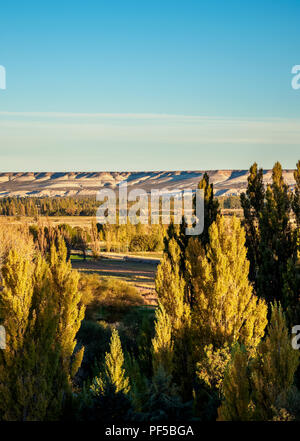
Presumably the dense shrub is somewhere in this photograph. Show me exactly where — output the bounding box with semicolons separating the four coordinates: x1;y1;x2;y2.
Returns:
129;234;163;252
78;274;145;322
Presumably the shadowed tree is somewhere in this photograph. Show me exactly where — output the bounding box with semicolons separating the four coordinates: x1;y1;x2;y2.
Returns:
197;172;220;247
292;160;300;227
217;346;252;421
240;163;265;284
91;328;130;396
257;162;296;303
251;303;299;420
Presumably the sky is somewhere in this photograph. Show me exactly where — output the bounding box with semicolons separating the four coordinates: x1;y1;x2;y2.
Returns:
0;0;299;171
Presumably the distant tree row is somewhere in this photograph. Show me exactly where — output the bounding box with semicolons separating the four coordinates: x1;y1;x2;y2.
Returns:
0;196;99;216
0;194;244;217
28;221;166;257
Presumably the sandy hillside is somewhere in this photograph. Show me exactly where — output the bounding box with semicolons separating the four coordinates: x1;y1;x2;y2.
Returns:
0;170;296;198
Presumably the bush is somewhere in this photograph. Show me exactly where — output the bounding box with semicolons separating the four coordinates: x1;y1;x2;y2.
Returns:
98;279;144;322
129;235;151;252
78;273;101;309
78;275;145;323
129;234;163;252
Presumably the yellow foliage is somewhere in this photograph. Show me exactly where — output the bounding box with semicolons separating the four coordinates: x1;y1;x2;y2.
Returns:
217;346;253;421
251;303;299;420
152;303;174;376
0;223;35;266
0;239;85;420
49;238;85;379
190;215;268;354
155;238;187;331
196;343;231;391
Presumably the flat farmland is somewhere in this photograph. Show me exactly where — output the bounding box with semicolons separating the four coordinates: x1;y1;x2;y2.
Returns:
0;209;243;226
0;215;95;228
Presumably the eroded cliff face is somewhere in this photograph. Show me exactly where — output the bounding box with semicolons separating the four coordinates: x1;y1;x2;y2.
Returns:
0;169;296;198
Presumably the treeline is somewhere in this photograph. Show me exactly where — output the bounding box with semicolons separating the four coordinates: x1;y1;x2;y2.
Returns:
28;221;166;256
0;194;243;217
98;223;165;253
0;196;98;216
0;161;299;421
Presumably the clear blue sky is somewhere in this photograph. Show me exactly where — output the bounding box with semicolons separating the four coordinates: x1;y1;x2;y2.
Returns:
0;0;299;171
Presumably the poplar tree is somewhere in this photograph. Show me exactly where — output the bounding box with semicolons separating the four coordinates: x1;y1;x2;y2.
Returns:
217;346;252;421
251;303;299;420
90;221;101;259
163;173;219;270
155;239;193;399
240;163;265;284
155;238;187;329
257;162;296;303
196;343;231;393
137;364;194;422
152;303;174;376
197;172;220;246
91;328;130;396
49;238;85;382
191;215;268;354
162;173;219;308
241;161;300;312
163;221;188;277
292;160;300;227
0;241;85;420
0;249;35;420
125;354;148;413
282;256;300;324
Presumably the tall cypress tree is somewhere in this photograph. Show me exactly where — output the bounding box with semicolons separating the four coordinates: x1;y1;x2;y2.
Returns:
162;173;220;308
152;303;174;376
240;163;265;284
292;160;300;227
155;239;194;400
217;345;252;421
49;238;85;383
241;161;299;309
251;303;299;420
197;172;220;246
0;249;35;420
155;238;187;328
190;215;268;354
219;304;300;421
257;162;296;303
91;328;130;396
0;242;85;421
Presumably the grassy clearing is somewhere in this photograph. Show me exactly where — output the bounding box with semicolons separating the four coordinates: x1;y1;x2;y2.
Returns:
72;252;158;302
